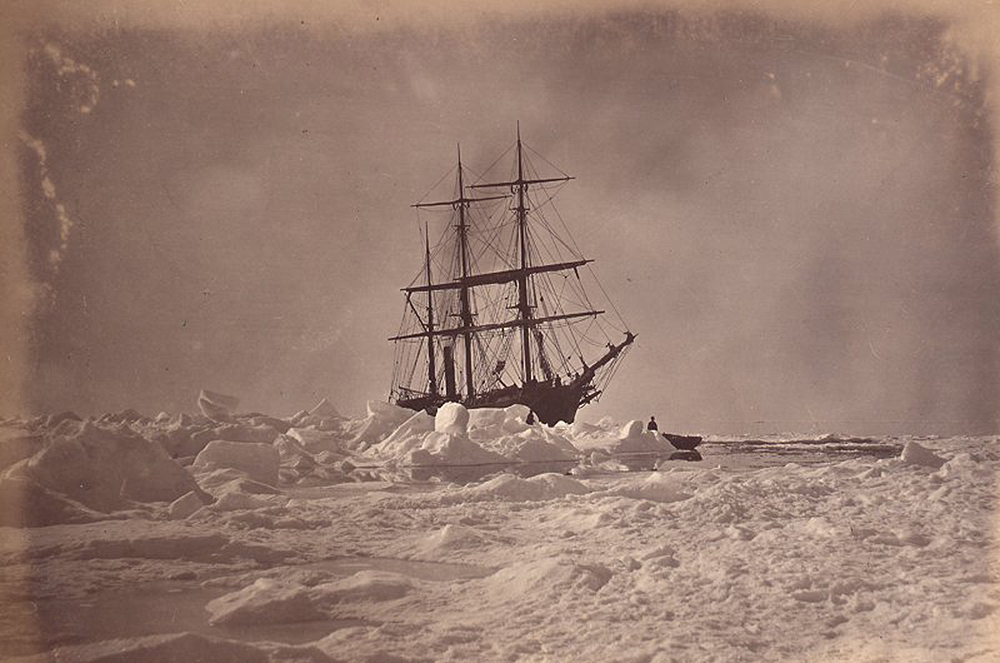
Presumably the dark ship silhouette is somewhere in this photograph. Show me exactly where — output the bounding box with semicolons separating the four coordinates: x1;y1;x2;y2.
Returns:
389;125;635;425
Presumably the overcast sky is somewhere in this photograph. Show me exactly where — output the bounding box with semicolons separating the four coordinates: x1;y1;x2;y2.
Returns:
9;6;1000;434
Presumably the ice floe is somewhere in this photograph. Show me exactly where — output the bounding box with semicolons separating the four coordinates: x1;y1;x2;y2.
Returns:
2;396;998;663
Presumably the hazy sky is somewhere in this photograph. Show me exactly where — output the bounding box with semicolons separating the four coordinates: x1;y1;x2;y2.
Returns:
10;7;1000;434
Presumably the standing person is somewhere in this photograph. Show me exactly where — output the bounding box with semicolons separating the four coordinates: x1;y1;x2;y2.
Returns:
647;416;658;432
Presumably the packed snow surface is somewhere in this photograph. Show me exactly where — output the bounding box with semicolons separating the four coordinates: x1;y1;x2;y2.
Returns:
1;398;998;662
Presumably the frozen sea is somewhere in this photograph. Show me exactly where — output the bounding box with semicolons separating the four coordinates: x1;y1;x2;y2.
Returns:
1;401;997;662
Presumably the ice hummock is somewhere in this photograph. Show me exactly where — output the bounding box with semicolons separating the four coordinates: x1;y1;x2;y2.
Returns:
0;418;199;525
197;389;240;421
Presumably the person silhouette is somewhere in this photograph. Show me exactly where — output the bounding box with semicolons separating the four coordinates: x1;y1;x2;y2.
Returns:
647;416;658;432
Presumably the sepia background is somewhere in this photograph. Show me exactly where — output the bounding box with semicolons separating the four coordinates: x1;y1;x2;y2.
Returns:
2;2;1000;662
2;0;999;437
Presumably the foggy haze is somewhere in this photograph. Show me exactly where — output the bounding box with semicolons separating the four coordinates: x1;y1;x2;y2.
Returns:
11;9;1000;435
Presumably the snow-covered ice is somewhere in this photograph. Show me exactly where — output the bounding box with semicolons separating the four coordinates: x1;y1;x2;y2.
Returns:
194;441;280;486
2;399;998;662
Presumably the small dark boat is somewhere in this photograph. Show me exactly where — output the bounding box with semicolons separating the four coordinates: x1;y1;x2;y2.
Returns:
662;433;702;451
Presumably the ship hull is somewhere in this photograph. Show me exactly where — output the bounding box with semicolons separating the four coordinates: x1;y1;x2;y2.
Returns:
397;380;588;426
662;433;702;451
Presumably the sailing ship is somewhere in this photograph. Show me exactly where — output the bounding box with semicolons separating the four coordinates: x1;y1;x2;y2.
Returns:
388;126;635;425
